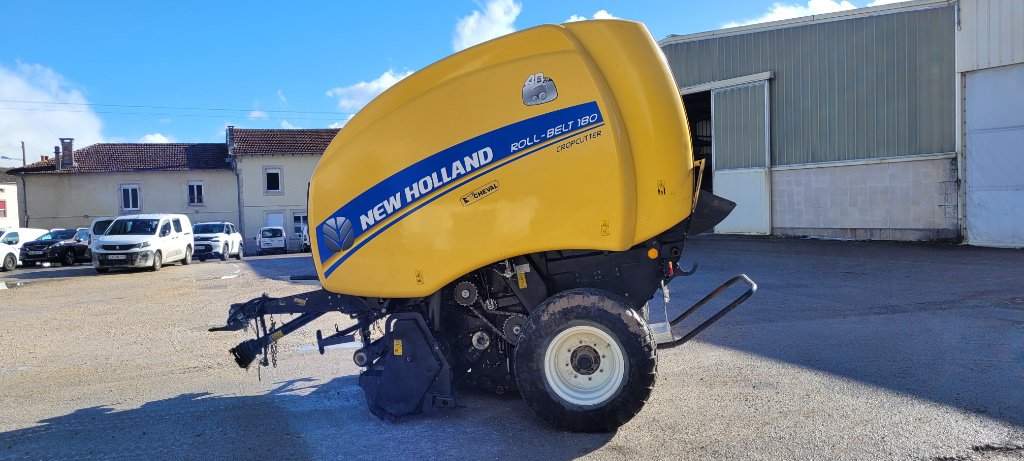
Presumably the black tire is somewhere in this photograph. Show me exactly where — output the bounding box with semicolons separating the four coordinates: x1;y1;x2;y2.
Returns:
182;246;192;265
235;245;244;260
150;251;162;272
95;267;109;273
61;250;76;266
514;288;657;433
219;247;228;261
2;254;15;272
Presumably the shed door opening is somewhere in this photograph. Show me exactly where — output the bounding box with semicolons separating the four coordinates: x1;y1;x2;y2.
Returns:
710;82;771;235
683;91;713;195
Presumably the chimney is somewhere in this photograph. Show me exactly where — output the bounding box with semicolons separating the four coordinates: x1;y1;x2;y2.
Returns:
226;125;235;148
59;138;75;170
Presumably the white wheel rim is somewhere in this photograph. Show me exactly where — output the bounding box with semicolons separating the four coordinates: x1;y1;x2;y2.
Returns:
543;325;626;406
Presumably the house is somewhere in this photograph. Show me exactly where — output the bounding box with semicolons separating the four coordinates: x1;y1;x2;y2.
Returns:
7;139;238;230
227;127;339;252
0;168;18;229
659;0;1023;247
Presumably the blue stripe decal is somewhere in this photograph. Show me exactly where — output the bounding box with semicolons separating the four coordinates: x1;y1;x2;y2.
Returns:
322;122;605;279
317;101;604;274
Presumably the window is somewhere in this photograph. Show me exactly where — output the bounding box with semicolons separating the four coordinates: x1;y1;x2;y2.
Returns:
120;184;140;211
159;221;172;237
0;199;6;218
172;218;183;233
74;229;89;241
107;219;159;235
292;213;308;235
92;219;114;236
1;232;18;245
264;167;283;194
188;181;204;205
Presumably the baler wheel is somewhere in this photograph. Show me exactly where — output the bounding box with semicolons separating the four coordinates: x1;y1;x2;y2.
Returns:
515;288;657;432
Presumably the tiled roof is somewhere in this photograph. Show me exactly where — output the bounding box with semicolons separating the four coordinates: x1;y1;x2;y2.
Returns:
229;128;339;156
7;143;230;174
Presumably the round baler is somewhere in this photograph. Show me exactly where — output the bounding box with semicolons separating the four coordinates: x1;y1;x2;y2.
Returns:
213;19;755;432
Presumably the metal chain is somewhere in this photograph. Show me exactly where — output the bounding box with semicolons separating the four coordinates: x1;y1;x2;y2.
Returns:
466;301;512;344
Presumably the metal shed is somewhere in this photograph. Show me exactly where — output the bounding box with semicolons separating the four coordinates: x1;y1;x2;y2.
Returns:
661;0;973;242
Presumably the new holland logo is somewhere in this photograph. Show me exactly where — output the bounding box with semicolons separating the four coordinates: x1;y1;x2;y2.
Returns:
321;216;355;252
461;180;500;206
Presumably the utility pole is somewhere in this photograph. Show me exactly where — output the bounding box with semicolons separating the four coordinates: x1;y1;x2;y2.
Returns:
21;141;26;166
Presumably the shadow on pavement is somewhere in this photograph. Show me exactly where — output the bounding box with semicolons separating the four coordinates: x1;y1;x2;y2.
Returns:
4;265;100;281
654;237;1024;428
239;254;317;282
0;377;612;460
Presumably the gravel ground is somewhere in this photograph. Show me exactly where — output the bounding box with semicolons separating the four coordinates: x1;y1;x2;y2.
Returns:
1;238;1022;460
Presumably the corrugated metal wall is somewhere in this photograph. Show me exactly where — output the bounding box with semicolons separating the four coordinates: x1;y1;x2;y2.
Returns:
662;5;956;166
713;83;768;169
956;0;1024;72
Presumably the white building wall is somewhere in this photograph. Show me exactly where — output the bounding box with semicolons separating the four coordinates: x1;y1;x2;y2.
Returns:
771;156;959;240
18;170;238;230
956;0;1024;72
0;182;18;229
235;154;319;252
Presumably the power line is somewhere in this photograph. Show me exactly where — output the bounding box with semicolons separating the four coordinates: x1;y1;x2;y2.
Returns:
0;99;356;116
0;106;348;121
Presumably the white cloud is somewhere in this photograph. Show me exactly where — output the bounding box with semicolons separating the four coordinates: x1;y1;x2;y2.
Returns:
723;0;856;28
327;114;356;129
867;0;906;5
276;89;287;103
326;69;413;111
281;120;300;129
247;110;269;120
139;133;174;143
0;61;103;165
566;9;618;22
452;0;522;51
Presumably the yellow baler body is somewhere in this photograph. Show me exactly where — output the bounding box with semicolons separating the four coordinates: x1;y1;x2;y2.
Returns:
310;20;693;297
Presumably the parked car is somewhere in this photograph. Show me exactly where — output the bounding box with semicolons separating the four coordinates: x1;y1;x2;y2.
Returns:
193;221;244;261
257;226;287;254
301;225;310;252
0;227;48;255
20;228;91;266
92;214;193;273
88;216;116;247
1;242;18;271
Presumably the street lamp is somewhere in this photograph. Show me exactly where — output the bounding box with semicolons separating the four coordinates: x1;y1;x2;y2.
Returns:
0;155;23;166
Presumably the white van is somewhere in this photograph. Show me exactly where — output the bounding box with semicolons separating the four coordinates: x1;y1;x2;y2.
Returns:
92;214;194;272
0;227;48;254
88;216;117;248
257;226;287;254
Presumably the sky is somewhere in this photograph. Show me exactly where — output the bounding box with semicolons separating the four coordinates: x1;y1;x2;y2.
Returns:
0;0;904;167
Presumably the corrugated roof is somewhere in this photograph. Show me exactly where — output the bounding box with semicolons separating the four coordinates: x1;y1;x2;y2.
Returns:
7;143;230;174
229;128;339;156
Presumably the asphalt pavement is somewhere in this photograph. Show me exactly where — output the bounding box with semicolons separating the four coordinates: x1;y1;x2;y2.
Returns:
1;239;1022;460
